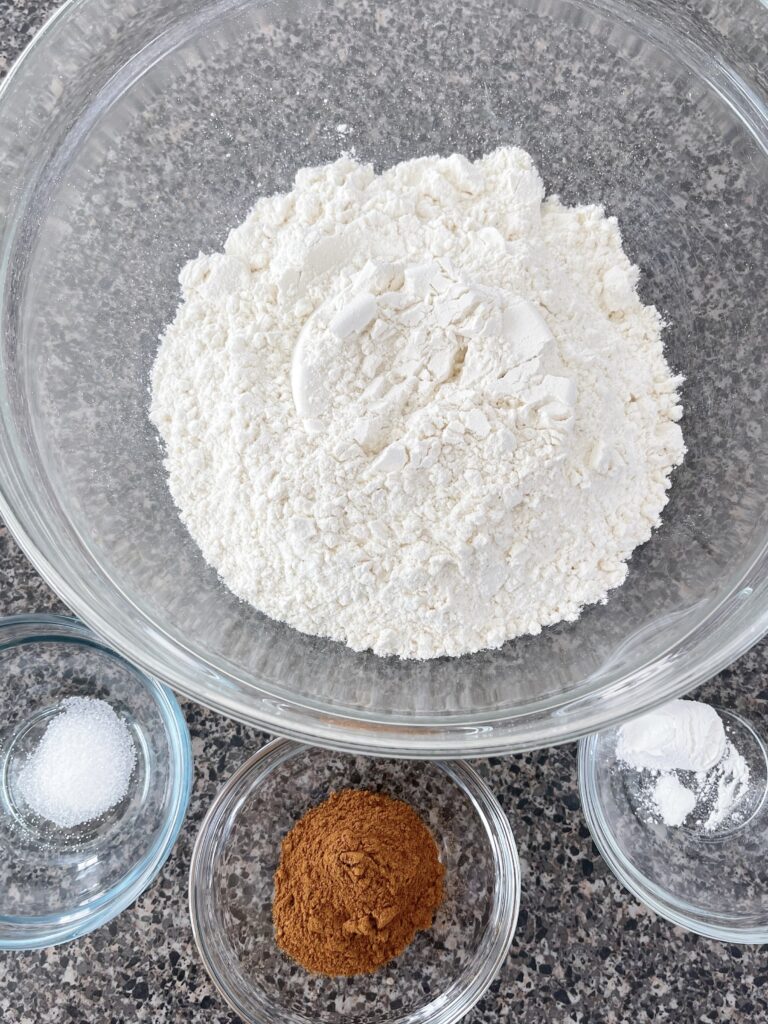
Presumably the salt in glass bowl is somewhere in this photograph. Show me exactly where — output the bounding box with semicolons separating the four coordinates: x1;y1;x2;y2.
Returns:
0;614;193;949
189;739;520;1024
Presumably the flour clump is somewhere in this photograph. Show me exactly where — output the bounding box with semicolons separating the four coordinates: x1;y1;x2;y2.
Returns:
150;148;685;659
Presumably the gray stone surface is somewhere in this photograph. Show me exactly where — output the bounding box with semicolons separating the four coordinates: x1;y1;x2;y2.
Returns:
1;0;768;1022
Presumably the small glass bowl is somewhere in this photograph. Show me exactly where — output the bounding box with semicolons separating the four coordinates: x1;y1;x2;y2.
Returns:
189;740;520;1024
578;710;768;943
0;613;193;949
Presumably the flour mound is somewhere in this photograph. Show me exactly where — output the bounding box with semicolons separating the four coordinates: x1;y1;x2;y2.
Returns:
150;148;685;659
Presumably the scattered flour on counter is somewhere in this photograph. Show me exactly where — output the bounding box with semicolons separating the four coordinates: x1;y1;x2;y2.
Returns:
617;699;750;831
150;147;685;659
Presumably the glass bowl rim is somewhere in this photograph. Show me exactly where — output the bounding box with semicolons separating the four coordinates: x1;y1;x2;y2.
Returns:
188;737;521;1024
0;612;194;950
0;0;767;757
578;729;768;944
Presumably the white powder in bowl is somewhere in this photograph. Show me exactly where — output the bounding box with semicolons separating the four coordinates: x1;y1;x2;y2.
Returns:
150;147;684;660
651;773;696;827
702;742;750;833
18;696;136;828
616;699;726;773
616;699;751;831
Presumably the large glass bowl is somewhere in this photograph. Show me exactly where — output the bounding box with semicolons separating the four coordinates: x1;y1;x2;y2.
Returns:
0;0;766;756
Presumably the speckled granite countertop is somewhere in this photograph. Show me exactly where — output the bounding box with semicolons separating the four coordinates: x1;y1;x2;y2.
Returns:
2;0;768;1021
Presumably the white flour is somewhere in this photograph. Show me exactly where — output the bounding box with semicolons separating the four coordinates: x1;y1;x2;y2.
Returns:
150;148;685;659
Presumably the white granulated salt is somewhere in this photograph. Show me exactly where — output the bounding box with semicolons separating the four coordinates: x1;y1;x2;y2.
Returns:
150;147;685;659
18;697;136;828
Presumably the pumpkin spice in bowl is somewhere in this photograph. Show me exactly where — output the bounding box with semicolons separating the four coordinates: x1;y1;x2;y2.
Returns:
189;740;519;1024
273;789;445;976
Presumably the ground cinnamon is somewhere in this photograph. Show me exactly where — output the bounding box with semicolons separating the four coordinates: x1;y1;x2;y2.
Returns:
272;788;445;976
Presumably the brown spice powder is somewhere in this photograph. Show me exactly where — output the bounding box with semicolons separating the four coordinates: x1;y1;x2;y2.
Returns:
272;788;445;976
